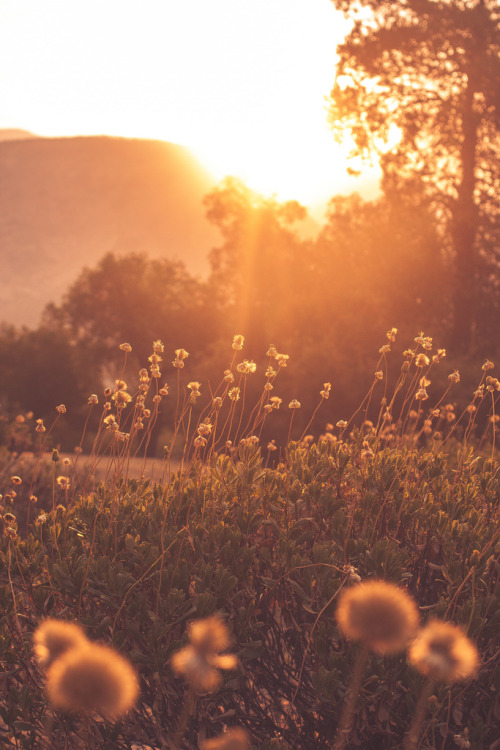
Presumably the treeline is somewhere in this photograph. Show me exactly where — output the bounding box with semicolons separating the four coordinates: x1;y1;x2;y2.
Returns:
1;177;498;453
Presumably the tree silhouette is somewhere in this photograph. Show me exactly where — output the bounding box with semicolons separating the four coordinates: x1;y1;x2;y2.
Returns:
329;0;500;351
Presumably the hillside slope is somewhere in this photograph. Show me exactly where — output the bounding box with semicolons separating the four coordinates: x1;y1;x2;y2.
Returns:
0;134;219;326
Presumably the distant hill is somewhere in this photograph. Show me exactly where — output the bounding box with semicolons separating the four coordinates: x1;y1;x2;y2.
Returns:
0;134;220;326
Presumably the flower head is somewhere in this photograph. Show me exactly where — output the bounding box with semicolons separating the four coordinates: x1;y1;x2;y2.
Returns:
171;616;237;693
46;643;139;719
408;621;479;682
336;580;419;655
232;335;245;351
119;342;132;352
33;619;88;671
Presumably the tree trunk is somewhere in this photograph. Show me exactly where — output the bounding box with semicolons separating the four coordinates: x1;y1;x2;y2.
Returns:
451;74;479;352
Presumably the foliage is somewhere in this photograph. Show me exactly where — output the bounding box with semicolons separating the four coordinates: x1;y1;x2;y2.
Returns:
329;0;500;350
0;332;499;749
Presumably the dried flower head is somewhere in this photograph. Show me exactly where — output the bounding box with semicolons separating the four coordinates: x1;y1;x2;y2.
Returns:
56;476;70;490
270;396;282;410
482;359;494;371
288;399;301;409
236;360;256;375
171;616;237;693
336;580;419;655
88;394;99;405
275;353;289;368
320;382;332;399
33;619;88;671
10;476;22;486
415;353;430;368
386;327;398;342
46;643;139;719
152;340;164;354
228;387;240;402
448;370;460;384
374;370;383;381
224;369;235;383
56;404;67;414
35;419;46;433
408;621;479;683
119;342;132;352
201;728;250;750
232;335;245;351
336;420;347;428
175;348;189;360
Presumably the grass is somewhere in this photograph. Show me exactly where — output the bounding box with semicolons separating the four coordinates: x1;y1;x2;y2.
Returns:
0;330;499;749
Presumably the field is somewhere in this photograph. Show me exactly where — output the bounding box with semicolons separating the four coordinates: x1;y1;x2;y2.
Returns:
0;333;499;749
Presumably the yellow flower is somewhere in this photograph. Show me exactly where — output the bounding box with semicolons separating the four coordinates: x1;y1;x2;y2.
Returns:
408;621;479;683
171;616;237;693
336;580;419;655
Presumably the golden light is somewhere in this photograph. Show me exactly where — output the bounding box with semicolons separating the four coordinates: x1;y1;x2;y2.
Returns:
0;0;380;215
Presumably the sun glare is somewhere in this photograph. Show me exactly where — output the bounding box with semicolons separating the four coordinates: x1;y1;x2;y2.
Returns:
0;0;380;214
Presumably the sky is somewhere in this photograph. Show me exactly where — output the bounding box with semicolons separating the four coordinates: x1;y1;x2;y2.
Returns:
0;0;380;217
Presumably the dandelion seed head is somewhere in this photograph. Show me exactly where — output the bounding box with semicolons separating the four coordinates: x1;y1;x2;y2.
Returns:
46;643;139;719
408;621;479;682
336;580;419;654
33;619;88;671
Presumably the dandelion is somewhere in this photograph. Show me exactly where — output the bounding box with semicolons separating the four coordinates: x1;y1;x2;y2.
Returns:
232;335;245;351
171;616;237;693
46;643;139;719
33;619;88;671
288;399;301;409
119;342;132;352
408;621;479;683
201;728;250;750
56;404;66;414
336;580;419;655
10;476;22;485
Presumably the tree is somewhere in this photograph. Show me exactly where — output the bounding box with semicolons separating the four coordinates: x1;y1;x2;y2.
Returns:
329;0;500;351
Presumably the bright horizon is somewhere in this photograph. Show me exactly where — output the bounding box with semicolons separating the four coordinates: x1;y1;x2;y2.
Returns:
0;0;381;218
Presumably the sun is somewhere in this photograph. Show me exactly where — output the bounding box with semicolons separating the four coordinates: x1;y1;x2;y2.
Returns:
0;0;379;215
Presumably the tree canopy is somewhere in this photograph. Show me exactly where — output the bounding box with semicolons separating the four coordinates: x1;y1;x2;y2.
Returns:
329;0;500;351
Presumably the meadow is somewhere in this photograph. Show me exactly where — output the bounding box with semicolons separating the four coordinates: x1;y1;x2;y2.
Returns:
0;331;499;749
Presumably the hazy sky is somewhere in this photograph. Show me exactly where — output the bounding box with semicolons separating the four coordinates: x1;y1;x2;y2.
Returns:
0;0;379;213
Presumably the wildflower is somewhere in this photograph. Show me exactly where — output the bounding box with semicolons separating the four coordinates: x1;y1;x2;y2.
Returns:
267;440;277;451
175;348;189;361
134;421;144;430
386;328;398;342
15;414;25;423
466;405;476;414
482;359;494;371
142;409;151;418
171;616;237;693
288;399;301;409
448;370;460;384
423;337;433;351
4;526;17;540
473;385;484;399
408;621;479;682
270;396;282;409
88;394;98;405
265;366;277;378
197;421;213;437
379;344;391;354
35;419;46;433
119;342;132;352
139;368;149;383
201;728;250;750
113;390;132;408
152;340;164;354
36;514;47;526
415;353;430;368
150;365;161;378
56;404;67;414
173;359;184;368
56;476;70;490
10;476;22;486
336;580;419;655
374;371;383;380
194;436;207;448
29;495;38;503
148;353;162;364
228;387;240;401
46;643;139;719
232;335;245;351
33;619;88;671
264;382;273;392
114;431;130;442
415;388;428;401
263;404;273;413
236;360;256;375
275;353;289;368
213;396;223;409
414;332;426;346
188;381;201;391
266;344;278;357
52;449;60;462
320;382;332;398
160;384;169;396
344;565;361;584
103;401;112;412
104;415;116;427
336;420;347;428
224;370;234;383
152;394;162;404
104;387;112;397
